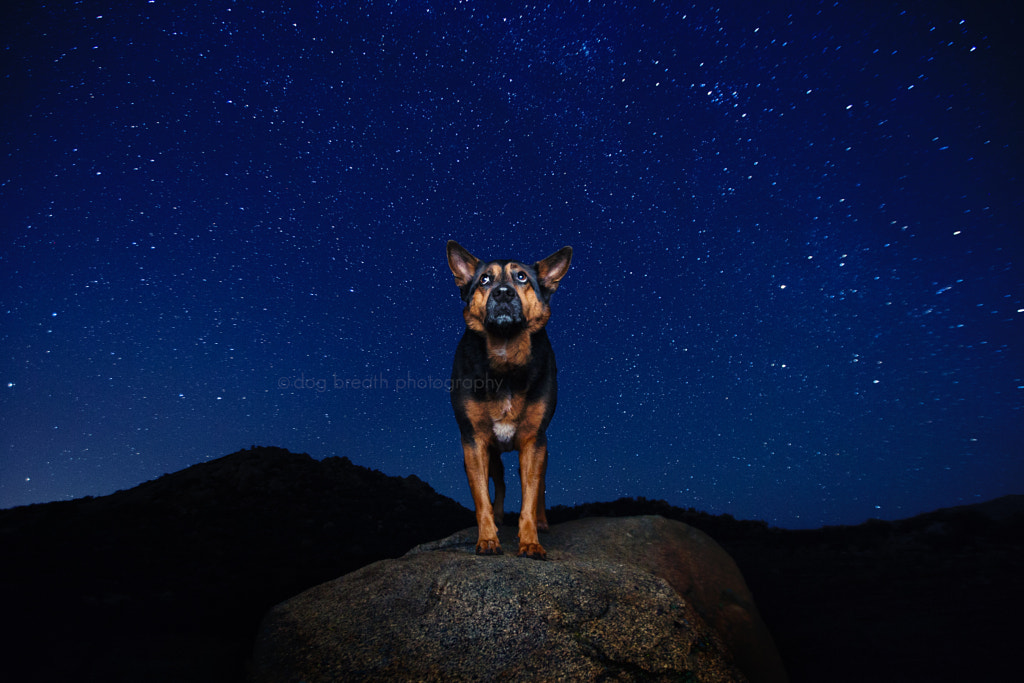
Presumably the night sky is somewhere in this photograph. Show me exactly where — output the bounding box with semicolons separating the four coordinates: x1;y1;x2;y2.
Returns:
2;1;1021;528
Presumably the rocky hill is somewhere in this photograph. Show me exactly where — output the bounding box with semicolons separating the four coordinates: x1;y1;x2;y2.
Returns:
1;446;1020;682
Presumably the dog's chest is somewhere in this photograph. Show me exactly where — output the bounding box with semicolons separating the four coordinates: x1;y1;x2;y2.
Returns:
487;389;523;444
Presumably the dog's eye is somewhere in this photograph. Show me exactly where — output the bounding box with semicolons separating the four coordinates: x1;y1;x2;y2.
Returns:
515;271;528;283
479;274;491;286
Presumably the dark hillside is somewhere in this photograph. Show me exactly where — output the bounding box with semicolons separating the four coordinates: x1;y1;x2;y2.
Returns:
2;449;1020;682
0;447;473;682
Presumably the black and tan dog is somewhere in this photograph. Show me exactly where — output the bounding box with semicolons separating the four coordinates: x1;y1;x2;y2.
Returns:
447;240;572;560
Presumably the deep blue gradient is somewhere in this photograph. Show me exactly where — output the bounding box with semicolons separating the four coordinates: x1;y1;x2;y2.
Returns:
2;1;1021;527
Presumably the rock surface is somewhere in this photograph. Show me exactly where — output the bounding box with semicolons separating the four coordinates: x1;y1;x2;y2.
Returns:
252;516;787;682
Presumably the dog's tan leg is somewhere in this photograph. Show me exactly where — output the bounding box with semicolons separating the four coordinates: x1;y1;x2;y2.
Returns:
489;449;505;526
463;440;501;554
517;439;547;559
536;454;549;532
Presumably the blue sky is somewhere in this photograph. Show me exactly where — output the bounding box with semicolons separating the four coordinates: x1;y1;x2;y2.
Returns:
2;0;1021;527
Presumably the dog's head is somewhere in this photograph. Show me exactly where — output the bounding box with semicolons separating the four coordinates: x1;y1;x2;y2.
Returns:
447;241;572;338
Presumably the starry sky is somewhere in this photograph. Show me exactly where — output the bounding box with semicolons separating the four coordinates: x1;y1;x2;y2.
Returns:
2;0;1021;528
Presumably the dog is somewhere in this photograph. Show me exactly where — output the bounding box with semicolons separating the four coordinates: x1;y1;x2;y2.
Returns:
447;240;572;560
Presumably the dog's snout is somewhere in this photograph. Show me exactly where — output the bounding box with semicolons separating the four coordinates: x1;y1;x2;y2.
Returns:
492;285;515;303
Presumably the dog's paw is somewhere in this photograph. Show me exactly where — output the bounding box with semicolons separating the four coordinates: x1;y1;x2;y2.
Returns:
475;539;503;556
517;543;547;560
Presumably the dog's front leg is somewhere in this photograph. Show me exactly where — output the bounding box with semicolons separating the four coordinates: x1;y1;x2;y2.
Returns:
488;449;506;526
536;453;549;532
517;438;548;560
463;439;502;555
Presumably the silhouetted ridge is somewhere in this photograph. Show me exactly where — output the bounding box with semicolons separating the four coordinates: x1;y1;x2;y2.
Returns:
545;496;772;540
0;446;473;683
1;452;1020;683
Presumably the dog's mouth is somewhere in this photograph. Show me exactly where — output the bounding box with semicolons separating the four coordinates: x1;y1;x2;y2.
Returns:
485;298;525;335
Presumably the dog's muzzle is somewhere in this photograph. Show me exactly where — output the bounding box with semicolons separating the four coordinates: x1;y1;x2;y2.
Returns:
486;286;524;331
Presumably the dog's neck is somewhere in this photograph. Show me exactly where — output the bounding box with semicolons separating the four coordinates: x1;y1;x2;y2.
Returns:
485;332;532;373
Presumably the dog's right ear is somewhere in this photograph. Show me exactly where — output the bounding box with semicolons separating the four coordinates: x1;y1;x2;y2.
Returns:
447;241;480;290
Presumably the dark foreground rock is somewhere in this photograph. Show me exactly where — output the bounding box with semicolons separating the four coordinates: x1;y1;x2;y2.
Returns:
252;516;788;683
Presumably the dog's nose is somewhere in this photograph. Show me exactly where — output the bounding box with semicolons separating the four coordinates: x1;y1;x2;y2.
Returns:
492;285;515;303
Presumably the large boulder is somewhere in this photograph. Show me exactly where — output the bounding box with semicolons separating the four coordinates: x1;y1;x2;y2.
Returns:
252;515;786;682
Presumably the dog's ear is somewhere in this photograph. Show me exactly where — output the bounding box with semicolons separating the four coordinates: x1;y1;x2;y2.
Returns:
535;246;572;293
447;241;480;289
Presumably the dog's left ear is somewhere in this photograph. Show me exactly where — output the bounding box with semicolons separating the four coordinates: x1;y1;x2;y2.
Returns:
535;246;573;292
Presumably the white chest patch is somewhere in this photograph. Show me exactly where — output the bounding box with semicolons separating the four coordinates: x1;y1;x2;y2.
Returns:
493;421;515;443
